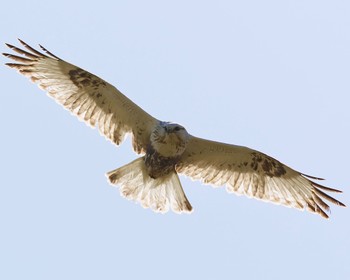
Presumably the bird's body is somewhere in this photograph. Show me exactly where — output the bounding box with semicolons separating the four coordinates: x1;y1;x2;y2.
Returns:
145;144;180;179
145;122;189;178
3;39;346;218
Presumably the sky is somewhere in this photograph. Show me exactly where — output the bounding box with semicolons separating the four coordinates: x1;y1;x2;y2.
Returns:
1;1;349;279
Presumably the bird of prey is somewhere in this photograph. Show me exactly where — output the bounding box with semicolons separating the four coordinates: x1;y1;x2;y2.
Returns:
3;39;345;218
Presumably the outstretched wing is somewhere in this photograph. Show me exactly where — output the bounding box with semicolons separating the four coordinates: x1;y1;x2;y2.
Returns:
3;39;158;154
176;136;346;218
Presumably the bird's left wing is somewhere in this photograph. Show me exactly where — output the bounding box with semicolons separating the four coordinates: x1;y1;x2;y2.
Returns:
3;39;159;153
176;136;345;218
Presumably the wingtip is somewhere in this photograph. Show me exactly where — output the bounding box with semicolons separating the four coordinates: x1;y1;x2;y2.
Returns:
301;173;325;180
38;43;61;60
2;53;15;58
311;181;343;193
5;42;15;49
338;201;346;207
17;38;25;45
317;208;329;219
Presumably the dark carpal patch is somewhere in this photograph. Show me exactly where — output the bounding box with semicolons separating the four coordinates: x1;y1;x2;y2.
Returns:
144;145;179;179
68;68;106;90
250;152;286;177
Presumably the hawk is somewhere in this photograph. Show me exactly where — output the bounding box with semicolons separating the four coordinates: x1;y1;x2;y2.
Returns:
3;39;346;218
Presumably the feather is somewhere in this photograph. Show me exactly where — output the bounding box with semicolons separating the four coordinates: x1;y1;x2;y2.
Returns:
106;157;192;213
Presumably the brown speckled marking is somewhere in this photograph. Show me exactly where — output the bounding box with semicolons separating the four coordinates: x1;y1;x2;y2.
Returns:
68;68;106;89
144;145;180;179
250;152;286;177
80;79;91;87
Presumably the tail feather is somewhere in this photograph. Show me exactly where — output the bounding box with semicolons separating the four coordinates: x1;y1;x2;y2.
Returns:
106;157;193;213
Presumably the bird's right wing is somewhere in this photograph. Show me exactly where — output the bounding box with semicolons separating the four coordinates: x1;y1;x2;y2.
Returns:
3;39;159;154
176;136;345;218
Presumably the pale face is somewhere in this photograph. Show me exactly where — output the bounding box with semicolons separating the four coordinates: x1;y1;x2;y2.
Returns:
150;122;190;157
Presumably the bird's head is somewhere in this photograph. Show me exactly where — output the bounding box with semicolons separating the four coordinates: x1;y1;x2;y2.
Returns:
150;122;190;157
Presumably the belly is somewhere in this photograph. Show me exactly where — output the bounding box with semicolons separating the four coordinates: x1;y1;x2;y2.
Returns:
144;146;179;179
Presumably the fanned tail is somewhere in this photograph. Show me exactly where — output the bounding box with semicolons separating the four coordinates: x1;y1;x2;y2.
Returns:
106;157;193;213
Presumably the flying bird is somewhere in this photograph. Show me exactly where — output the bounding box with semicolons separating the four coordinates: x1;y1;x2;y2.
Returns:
3;39;346;218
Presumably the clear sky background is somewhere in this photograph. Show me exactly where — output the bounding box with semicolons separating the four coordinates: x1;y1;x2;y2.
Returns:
1;1;349;279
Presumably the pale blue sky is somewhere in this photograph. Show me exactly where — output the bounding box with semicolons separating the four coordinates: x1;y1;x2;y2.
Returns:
1;1;349;279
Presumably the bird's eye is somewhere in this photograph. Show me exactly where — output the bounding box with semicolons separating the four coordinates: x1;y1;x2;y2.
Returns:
174;126;181;131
